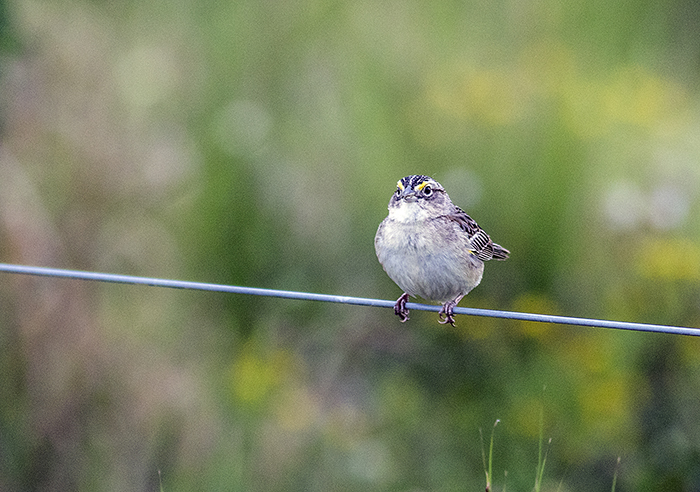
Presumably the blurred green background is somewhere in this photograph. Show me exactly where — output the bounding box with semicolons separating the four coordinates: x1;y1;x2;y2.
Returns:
2;0;700;490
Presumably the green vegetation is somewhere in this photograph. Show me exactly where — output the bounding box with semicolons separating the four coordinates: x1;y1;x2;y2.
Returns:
2;0;700;490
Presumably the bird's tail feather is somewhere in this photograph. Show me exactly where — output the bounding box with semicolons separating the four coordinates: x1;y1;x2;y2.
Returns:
491;243;510;260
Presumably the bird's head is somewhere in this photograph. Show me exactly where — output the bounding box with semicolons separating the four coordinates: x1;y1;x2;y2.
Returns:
387;175;450;220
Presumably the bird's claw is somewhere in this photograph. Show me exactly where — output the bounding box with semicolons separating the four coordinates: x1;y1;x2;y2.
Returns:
394;292;410;322
438;295;464;326
438;303;456;326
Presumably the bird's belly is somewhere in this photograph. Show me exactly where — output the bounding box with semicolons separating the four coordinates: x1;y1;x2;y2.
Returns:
376;225;484;302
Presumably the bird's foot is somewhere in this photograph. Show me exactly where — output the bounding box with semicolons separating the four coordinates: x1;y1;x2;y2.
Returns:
438;303;456;326
394;292;410;322
438;295;464;326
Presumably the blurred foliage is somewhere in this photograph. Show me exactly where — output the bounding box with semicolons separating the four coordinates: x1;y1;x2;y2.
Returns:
2;0;700;491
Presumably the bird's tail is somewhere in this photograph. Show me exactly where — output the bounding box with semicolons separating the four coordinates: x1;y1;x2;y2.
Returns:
491;243;510;260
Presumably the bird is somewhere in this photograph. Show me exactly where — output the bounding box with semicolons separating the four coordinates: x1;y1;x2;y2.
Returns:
374;174;509;326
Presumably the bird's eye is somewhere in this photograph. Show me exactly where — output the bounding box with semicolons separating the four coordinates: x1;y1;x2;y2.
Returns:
422;185;433;196
395;187;401;195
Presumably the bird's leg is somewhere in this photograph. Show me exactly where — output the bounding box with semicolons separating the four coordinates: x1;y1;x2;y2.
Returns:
438;294;465;326
394;292;411;322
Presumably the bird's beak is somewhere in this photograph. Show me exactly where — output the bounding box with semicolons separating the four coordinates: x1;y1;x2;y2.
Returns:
399;188;417;202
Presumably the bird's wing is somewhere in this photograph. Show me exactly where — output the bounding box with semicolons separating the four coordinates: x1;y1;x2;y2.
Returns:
444;207;509;261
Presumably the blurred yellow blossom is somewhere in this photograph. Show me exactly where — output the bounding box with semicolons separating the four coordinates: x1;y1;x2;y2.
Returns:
427;64;529;126
577;375;640;436
426;42;688;141
229;344;295;406
636;237;700;281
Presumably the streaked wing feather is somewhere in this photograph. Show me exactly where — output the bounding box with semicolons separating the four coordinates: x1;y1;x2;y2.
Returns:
449;207;480;235
445;207;509;261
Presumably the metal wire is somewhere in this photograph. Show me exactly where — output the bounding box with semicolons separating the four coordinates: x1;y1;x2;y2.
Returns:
1;263;699;336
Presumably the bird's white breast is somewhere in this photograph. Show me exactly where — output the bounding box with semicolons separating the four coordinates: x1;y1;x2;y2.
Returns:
387;201;433;223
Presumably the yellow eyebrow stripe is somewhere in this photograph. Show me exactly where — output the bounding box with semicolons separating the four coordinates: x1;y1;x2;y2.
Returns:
397;180;404;191
415;181;428;191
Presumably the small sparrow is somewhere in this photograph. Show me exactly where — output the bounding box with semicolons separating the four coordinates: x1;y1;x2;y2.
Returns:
375;175;509;326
